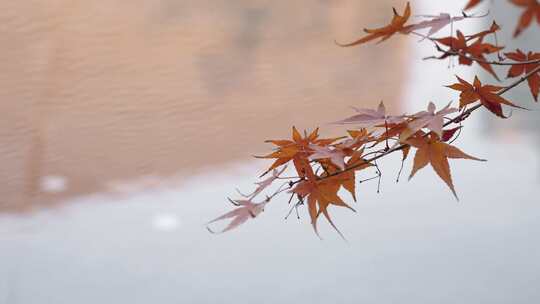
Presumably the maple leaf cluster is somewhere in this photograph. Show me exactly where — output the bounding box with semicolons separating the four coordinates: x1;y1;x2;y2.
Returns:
209;1;540;238
433;23;503;80
209;101;485;238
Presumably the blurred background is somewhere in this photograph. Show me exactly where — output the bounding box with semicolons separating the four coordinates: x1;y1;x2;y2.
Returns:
0;0;539;303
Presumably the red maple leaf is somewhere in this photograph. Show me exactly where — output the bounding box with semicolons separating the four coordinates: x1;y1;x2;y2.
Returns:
435;30;504;80
335;2;411;46
505;49;540;101
447;75;524;118
510;0;540;37
464;0;484;10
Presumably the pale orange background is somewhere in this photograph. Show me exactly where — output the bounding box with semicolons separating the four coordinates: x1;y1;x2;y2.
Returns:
0;0;409;211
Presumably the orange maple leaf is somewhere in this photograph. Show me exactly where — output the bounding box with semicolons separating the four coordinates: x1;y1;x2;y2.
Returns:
435;30;504;80
339;129;371;155
464;0;484;10
335;2;411;47
291;178;355;239
510;0;540;37
505;49;540;101
291;140;371;238
256;127;342;178
407;134;485;199
319;150;372;202
446;75;523;117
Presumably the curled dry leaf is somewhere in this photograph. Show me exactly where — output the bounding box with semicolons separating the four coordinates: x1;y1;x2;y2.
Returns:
447;75;524;117
335;2;411;46
505;49;540;101
407;134;486;200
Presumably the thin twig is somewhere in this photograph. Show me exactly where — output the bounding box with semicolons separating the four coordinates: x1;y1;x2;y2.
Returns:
374;160;382;194
358;175;380;184
444;64;540;127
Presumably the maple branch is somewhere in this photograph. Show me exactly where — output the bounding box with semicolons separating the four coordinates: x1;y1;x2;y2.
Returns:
497;64;540;95
426;47;540;66
316;63;540;182
445;64;540;126
212;0;540;238
316;144;406;182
